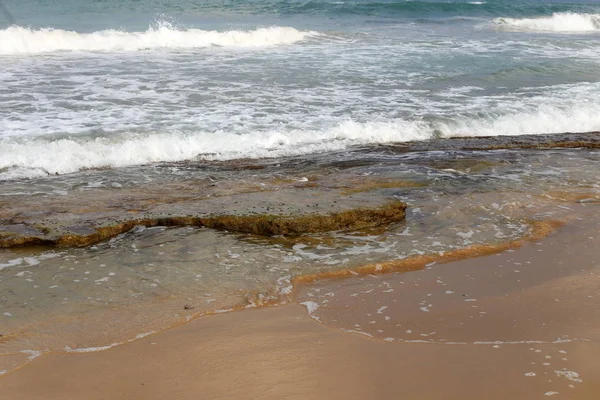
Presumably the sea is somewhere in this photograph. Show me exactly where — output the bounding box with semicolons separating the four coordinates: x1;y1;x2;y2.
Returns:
1;0;600;376
1;0;600;179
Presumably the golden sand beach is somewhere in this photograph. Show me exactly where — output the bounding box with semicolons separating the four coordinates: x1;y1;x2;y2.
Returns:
1;202;599;400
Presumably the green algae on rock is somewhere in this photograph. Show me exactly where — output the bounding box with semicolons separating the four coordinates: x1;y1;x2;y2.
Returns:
201;201;407;236
0;201;407;249
377;131;600;153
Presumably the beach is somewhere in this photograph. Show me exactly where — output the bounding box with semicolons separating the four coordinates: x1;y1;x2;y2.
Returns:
1;195;599;399
2;136;600;399
2;0;600;397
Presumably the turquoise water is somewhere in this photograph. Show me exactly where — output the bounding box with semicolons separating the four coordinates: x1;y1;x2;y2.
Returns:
1;0;600;179
5;1;600;27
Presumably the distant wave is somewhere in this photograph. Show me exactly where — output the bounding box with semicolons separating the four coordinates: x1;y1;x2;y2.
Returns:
0;23;318;54
250;0;595;19
2;100;600;180
492;12;600;33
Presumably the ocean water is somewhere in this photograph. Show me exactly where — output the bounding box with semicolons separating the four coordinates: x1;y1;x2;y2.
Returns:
1;0;600;180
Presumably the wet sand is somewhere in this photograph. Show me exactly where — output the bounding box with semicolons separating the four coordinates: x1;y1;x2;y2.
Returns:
1;204;599;399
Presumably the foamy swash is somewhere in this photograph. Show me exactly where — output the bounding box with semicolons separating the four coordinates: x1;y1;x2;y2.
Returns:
492;12;600;32
2;100;600;180
0;24;317;54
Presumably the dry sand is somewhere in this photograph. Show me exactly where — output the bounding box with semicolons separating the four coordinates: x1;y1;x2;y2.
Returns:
1;205;599;400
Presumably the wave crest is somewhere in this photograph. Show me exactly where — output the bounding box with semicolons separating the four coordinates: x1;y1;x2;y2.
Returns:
492;12;600;33
2;99;600;180
0;23;317;54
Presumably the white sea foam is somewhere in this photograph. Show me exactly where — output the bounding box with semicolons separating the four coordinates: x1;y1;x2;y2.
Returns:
0;120;430;180
0;24;318;54
0;252;64;270
3;95;600;181
0;258;24;271
492;12;600;33
300;301;321;322
340;328;373;338
132;331;156;340
554;370;583;383
20;350;43;361
64;343;122;353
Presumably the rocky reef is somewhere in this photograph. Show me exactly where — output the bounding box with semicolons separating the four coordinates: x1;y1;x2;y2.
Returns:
0;200;407;248
3;132;599;249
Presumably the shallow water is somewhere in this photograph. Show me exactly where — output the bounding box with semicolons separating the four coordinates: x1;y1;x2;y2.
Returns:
2;0;600;378
2;144;600;373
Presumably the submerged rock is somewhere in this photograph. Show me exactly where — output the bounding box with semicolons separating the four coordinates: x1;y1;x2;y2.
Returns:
0;201;407;248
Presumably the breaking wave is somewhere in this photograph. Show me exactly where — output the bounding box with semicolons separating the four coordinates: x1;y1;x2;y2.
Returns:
492;12;600;33
0;23;318;54
2;100;600;180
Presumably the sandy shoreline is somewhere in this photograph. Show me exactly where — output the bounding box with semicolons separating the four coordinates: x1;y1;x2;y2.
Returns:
2;0;600;391
1;203;599;399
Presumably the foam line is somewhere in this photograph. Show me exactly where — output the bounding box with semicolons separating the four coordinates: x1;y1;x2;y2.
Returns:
0;23;318;54
492;12;600;33
2;97;600;180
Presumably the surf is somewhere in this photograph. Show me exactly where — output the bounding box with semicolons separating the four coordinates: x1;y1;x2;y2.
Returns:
492;12;600;33
0;23;318;54
2;97;600;180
